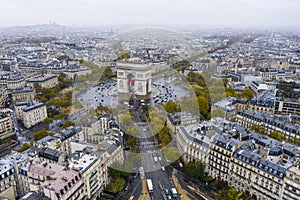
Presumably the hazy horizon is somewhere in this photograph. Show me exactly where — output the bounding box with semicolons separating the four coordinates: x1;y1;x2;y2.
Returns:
0;0;299;29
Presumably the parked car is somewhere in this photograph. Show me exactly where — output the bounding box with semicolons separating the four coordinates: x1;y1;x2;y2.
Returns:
183;177;189;182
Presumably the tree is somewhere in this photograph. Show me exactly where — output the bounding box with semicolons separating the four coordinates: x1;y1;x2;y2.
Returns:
126;125;140;136
117;52;130;60
126;134;138;147
108;166;129;179
33;82;41;93
106;177;126;193
58;73;67;82
62;120;75;128
53;113;65;120
164;100;178;113
162;146;181;162
198;96;210;120
251;125;266;134
225;87;236;97
158;126;171;146
270;131;286;141
184;162;205;179
211;108;225;118
18;142;34;152
96;104;111;114
241;88;254;100
34;129;51;141
43;117;53;125
215;188;245;200
119;111;134;128
149;116;164;135
222;78;229;87
106;164;130;193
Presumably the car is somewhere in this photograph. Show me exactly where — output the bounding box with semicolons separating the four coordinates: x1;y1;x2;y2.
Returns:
161;167;165;171
183;177;189;182
158;157;162;161
139;167;144;173
124;184;129;191
164;189;169;195
168;195;172;200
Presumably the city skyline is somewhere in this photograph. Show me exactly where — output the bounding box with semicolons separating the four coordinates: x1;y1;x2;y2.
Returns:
0;0;300;28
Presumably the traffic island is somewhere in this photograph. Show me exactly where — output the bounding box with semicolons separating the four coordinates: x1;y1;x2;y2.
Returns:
138;179;151;200
172;175;192;200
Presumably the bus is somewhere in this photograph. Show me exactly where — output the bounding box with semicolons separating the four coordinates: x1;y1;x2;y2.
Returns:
146;179;153;193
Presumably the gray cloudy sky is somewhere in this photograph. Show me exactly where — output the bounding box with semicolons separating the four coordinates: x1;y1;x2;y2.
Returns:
0;0;299;28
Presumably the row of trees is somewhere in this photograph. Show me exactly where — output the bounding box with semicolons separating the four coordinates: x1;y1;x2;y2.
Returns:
118;111;139;151
251;124;287;142
18;142;34;152
163;100;181;113
117;52;130;60
183;161;205;180
225;87;254;100
157;126;171;147
106;166;129;193
172;59;191;73
76;61;115;85
215;188;251;200
34;73;73;110
33;129;54;141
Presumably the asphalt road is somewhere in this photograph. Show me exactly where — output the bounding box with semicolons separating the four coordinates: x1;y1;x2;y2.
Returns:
132;109;179;200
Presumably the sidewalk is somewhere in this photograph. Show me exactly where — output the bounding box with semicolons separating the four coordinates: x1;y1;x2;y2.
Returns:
172;176;192;200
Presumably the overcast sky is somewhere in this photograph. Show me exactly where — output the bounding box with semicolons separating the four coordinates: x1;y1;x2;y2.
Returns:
0;0;299;28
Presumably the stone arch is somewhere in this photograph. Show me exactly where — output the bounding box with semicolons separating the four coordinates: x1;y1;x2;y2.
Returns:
127;73;135;92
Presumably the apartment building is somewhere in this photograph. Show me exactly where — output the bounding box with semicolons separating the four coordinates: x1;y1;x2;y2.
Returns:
248;91;276;114
82;115;111;144
0;109;14;141
208;134;241;182
275;100;300;115
0;87;8;108
236;110;300;141
27;74;58;88
0;163;17;200
25;159;84;200
40;163;85;200
176;120;221;165
282;165;300;200
11;87;35;103
167;112;199;135
27;148;66;166
0;77;27;90
15;101;47;128
54;127;81;156
69;152;110;199
230;145;287;200
0;151;32;198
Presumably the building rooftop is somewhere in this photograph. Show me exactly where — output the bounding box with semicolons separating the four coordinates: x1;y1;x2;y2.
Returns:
15;100;46;112
69;152;98;174
29;160;64;177
41;164;81;199
27;74;57;83
13;87;35;94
